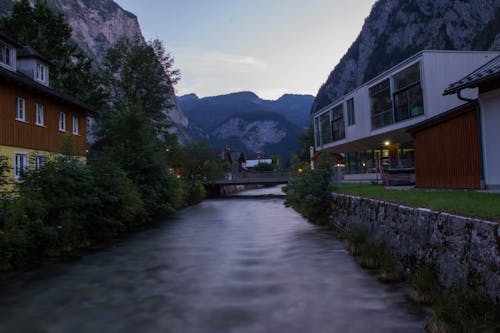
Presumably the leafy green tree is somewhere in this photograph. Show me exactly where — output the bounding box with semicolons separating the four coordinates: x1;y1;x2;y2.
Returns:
0;0;104;109
99;37;179;132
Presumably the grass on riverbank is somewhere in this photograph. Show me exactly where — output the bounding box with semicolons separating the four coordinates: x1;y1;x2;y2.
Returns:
335;184;500;222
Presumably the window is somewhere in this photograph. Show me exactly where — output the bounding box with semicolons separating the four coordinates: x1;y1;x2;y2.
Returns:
34;154;47;170
35;103;44;126
14;152;28;179
72;116;79;135
346;98;355;126
370;79;393;129
331;104;345;141
0;43;12;66
393;63;423;122
314;117;320;147
320;112;332;145
35;62;47;83
16;97;26;121
59;112;66;131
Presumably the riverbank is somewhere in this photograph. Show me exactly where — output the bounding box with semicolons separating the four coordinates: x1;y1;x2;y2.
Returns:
284;170;499;332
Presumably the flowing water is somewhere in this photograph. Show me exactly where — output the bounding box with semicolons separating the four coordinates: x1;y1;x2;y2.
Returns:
0;186;426;333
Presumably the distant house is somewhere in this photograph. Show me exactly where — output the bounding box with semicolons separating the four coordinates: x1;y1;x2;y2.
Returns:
408;55;500;189
244;152;273;169
312;50;499;186
0;32;89;186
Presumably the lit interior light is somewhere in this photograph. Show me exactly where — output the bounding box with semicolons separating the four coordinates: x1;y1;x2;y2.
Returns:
384;140;390;146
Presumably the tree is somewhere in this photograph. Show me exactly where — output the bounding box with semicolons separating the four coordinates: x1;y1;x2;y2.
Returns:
0;0;104;110
99;37;179;133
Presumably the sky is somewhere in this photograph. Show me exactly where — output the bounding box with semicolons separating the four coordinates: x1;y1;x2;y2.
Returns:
113;0;377;100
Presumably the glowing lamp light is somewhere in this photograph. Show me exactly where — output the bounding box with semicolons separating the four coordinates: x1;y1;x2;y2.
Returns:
165;148;171;152
384;140;390;147
298;168;303;173
176;175;181;179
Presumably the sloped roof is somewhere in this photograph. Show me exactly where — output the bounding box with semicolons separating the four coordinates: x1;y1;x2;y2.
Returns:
0;65;91;112
0;31;22;48
444;55;500;95
17;45;51;64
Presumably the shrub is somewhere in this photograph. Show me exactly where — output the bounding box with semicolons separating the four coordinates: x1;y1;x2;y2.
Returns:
408;265;439;304
285;164;334;224
427;288;500;333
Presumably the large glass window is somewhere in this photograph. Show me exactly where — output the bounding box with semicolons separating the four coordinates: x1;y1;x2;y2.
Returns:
331;104;345;141
320;112;332;145
346;98;355;126
370;79;392;129
314;117;320;147
393;63;423;122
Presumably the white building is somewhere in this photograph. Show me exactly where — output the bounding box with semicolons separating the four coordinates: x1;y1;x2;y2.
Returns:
312;50;499;183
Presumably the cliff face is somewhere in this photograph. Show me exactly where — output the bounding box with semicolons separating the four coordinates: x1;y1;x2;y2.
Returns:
312;0;500;113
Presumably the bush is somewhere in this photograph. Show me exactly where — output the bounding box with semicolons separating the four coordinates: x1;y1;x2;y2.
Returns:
285;165;334;224
408;265;439;304
427;288;500;333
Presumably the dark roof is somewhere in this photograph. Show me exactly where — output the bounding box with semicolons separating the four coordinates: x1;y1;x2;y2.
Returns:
0;31;23;48
444;55;500;95
17;45;51;64
407;102;476;135
0;65;91;112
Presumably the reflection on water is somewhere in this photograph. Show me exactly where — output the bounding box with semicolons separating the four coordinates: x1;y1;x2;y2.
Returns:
0;186;426;333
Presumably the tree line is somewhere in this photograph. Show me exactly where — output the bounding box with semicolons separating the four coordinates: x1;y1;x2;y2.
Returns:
0;0;228;271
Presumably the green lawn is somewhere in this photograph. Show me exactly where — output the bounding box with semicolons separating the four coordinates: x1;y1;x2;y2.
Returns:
335;184;500;222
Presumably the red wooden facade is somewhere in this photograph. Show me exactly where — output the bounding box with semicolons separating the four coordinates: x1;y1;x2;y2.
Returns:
0;78;87;156
412;103;481;189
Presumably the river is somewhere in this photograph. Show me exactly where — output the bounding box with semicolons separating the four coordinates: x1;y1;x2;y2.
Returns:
0;186;426;333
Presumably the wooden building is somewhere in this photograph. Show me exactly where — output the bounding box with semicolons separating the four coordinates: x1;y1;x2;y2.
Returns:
408;103;481;189
0;32;89;185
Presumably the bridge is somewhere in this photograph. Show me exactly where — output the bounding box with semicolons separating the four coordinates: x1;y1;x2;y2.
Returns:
204;171;289;196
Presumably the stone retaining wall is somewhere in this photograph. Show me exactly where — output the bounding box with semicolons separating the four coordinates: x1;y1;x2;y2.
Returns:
329;193;500;300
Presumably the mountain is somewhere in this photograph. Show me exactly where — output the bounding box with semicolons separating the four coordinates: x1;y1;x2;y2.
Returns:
178;91;312;162
312;0;500;113
1;0;198;143
179;91;314;130
210;110;302;162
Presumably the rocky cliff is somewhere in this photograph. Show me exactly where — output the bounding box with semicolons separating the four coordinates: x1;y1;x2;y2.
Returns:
312;0;500;113
209;110;302;162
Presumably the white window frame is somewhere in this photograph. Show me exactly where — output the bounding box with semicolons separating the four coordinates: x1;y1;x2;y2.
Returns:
16;97;26;122
35;103;44;126
35;62;47;83
34;154;47;170
14;152;29;179
59;112;66;132
0;43;12;67
72;115;79;135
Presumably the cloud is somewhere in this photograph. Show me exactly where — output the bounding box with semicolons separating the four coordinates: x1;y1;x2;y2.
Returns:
175;48;267;74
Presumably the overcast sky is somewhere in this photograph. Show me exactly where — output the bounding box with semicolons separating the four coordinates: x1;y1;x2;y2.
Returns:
114;0;377;100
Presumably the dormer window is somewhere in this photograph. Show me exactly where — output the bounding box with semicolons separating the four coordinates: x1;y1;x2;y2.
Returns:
0;43;12;67
35;62;47;83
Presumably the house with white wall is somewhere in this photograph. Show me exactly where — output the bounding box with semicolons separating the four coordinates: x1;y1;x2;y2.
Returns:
312;50;499;184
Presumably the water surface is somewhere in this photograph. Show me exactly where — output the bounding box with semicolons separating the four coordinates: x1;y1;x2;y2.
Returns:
0;186;426;332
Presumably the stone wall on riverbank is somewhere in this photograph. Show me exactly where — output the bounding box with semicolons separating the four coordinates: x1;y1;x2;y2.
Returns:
329;193;499;301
